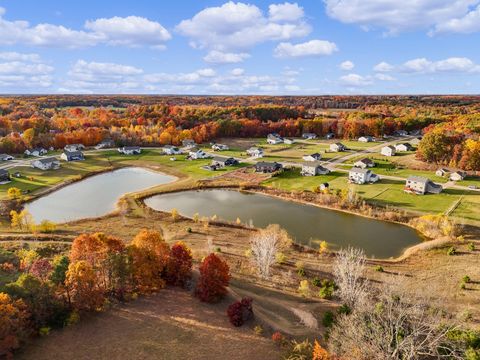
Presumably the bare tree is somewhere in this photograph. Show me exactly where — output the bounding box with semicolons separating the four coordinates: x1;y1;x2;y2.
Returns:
333;247;368;308
328;282;463;360
250;224;291;279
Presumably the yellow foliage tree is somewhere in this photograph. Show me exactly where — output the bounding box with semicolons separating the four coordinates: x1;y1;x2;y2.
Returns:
7;187;22;201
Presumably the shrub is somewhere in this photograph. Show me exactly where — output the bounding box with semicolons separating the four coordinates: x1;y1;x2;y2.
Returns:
318;279;336;299
272;331;283;344
254;325;263;336
312;277;322;287
298;280;310;297
195;253;230;303
165;242;193;287
468;242;475;251
297;268;306;277
186;227;192;233
215;247;222;253
322;311;335;328
275;252;287;264
295;261;305;271
337;304;351;315
447;247;457;256
226;297;254;327
39;327;50;336
463;275;471;283
375;265;384;272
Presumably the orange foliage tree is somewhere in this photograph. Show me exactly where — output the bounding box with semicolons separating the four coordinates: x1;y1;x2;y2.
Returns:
165;242;193;287
0;292;30;358
312;340;330;360
65;261;105;312
195;253;230;303
128;230;170;292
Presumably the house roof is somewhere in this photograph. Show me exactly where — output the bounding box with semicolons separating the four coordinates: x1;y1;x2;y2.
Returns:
349;167;370;174
256;161;281;168
382;145;395;150
305;153;321;157
407;176;429;184
35;157;59;164
0;169;9;176
212;156;232;162
356;158;374;165
63;150;83;157
333;142;344;146
123;146;141;150
248;146;263;151
302;161;324;167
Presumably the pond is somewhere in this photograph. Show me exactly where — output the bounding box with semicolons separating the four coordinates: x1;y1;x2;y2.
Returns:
26;167;174;223
144;189;422;258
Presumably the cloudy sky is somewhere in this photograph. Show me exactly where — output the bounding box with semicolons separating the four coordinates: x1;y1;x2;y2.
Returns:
1;0;480;94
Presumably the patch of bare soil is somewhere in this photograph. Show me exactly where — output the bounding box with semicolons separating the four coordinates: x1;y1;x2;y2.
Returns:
218;137;259;150
17;287;280;360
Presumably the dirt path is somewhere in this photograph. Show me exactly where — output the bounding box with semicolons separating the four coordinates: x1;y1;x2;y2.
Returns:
17;287;280;360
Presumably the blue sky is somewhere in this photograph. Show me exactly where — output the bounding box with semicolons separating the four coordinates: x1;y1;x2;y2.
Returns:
1;0;480;94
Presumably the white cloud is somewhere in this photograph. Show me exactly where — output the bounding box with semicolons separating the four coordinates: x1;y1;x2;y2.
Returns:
340;73;372;87
373;61;394;72
203;50;250;64
433;4;480;34
0;61;53;75
196;68;216;77
401;57;480;73
231;68;245;76
0;52;41;62
323;0;480;34
84;16;171;47
374;73;396;81
70;60;143;78
0;7;170;48
274;40;338;58
268;3;304;22
0;52;53;90
340;60;354;70
176;1;311;51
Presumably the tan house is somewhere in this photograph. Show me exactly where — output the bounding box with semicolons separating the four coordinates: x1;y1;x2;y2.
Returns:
301;162;330;176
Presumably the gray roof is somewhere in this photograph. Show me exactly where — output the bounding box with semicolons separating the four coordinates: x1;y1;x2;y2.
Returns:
349;167;370;174
0;169;9;176
305;153;321;157
35;157;59;164
212;156;231;162
302;161;324;167
356;158;374;164
123;146;141;150
63;150;83;157
407;176;429;184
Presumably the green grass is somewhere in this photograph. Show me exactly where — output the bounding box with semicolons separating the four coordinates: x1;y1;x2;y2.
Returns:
263;168;345;191
341;140;384;150
458;176;480;188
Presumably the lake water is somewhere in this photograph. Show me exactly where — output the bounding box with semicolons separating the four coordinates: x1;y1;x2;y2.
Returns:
25;167;174;223
145;189;422;258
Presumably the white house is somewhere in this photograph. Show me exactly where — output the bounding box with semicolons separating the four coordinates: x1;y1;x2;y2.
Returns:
118;146;141;155
267;133;283;144
31;157;60;170
182;139;196;148
162;145;182;155
302;133;317;140
435;168;450;177
394;130;409;137
354;158;375;169
302;153;322;162
301;162;330;176
95;140;114;149
358;136;373;143
348;167;379;184
405;176;442;195
395;143;414;152
61;150;85;162
246;147;264;158
410;137;422;146
330;142;346;152
212;144;229;151
24;148;47;157
381;145;396;157
64;144;85;152
283;138;295;145
450;171;467;181
0;154;14;161
189;149;209;159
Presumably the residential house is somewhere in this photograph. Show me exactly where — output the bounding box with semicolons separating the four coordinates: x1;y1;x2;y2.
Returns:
61;150;85;162
0;169;10;182
435;168;450;177
302;153;322;162
395;143;414;152
348;167;379;184
405;176;442;195
211;156;238;167
283;138;295;145
354;158;375;169
182;139;196;148
450;171;467;181
64;144;85;152
95;139;115;149
381;145;396;157
162;145;182;155
302;133;317;140
189;148;209;160
31;157;60;170
319;183;329;191
267;133;284;144
330;142;346;152
394;130;409;137
24;148;47;157
410;137;422;146
0;154;14;161
118;146;142;155
301;162;330;176
358;136;373;143
212;143;229;151
246;147;264;158
255;161;282;173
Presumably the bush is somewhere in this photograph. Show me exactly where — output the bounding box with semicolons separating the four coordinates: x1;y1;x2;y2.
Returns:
275;252;287;264
312;277;322;287
298;280;310;297
463;275;471;283
468;242;475;251
322;311;335;328
165;242;193;287
318;279;336;299
272;331;283;344
447;247;457;256
195;253;230;303
226;297;254;327
186;227;192;233
375;265;384;272
337;304;351;315
297;268;306;277
254;325;263;336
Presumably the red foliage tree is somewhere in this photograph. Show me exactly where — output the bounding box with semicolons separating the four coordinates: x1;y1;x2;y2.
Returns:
195;253;230;303
0;292;30;358
226;297;253;327
165;242;193;287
